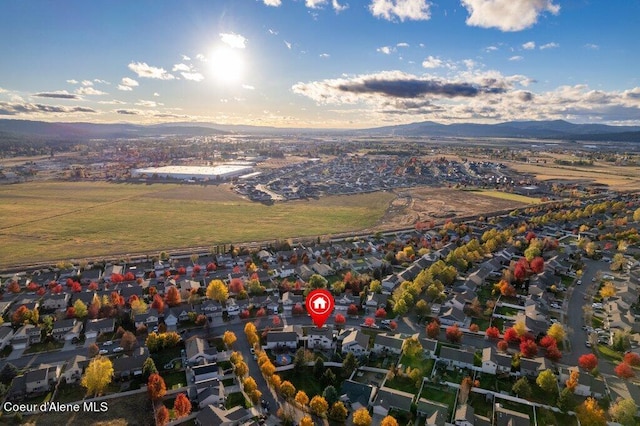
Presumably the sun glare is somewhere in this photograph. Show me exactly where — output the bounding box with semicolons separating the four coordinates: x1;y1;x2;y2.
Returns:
210;46;244;84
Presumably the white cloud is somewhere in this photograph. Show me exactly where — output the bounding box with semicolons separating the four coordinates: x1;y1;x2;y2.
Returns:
284;41;292;50
540;42;559;50
263;0;282;5
220;32;247;49
484;46;498;53
463;59;477;69
509;56;524;61
172;63;191;72
377;46;394;55
135;100;163;108
66;79;78;85
319;53;330;58
369;0;431;22
584;43;599;50
181;72;204;82
242;84;255;90
396;42;410;48
268;29;279;35
93;79;109;84
522;41;536;50
306;0;326;8
81;80;93;86
76;86;107;96
153;92;160;97
461;0;560;32
98;99;126;105
196;54;207;62
0;87;6;93
118;77;139;91
422;56;444;68
128;62;175;80
332;0;348;12
118;85;133;91
182;55;191;61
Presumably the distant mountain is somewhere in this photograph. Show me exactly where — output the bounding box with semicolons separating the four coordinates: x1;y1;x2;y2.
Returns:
361;119;640;141
0;118;639;141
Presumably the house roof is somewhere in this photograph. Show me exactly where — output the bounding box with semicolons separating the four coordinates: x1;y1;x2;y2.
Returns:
342;329;369;349
340;379;374;408
440;346;475;365
374;387;414;412
496;405;530;426
455;403;475;423
185;336;212;360
84;318;115;333
374;333;404;350
308;327;333;339
267;331;299;343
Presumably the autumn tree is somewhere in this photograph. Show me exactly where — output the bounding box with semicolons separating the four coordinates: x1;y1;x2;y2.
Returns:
142;357;158;379
243;377;257;394
299;417;314;426
576;397;606;426
81;356;114;397
73;299;88;318
173;393;192;418
151;294;165;313
156;406;169;426
536;369;558;394
206;279;229;302
545;345;562;362
309;395;329;417
280;380;296;399
609;398;638;426
120;331;137;351
249;389;262;404
426;320;440;339
600;281;616;299
485;326;500;339
497;340;509;352
402;336;423;358
565;369;579;392
415;299;429;318
445;324;463;344
329;401;348;421
147;373;167;401
539;335;557;349
352;407;372;426
529;256;545;274
347;304;358;316
164;285;181;306
223;331;237;349
234;360;249;378
513;319;527;337
546;323;566;343
615;362;635;380
334;314;346;327
623;351;640;366
520;339;538;358
578;353;598;371
295;390;309;408
512;377;532;398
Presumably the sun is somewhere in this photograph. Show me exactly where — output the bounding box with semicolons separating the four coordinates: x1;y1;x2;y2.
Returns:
209;46;244;84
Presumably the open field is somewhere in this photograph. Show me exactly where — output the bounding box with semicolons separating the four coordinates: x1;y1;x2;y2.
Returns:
465;189;541;204
0;182;533;267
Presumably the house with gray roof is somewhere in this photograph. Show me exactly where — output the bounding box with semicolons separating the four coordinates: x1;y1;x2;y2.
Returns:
519;357;553;378
373;333;405;355
306;327;334;350
372;386;415;417
496;404;530;426
481;347;513;375
439;346;476;371
340;379;375;411
416;398;448;426
185;336;218;365
340;329;369;356
265;328;300;350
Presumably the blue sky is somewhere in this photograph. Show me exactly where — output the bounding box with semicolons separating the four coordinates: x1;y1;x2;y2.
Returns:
0;0;638;128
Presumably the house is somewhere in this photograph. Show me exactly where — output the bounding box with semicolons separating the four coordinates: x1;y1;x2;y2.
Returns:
25;364;61;394
179;279;201;297
62;355;87;384
421;338;438;359
340;329;369;356
519;357;553;378
40;293;70;310
195;382;225;408
6;375;27;401
163;309;179;331
112;349;148;380
454;403;475;426
439;346;476;371
372;387;415;417
481;347;513;375
185;337;218;365
340;379;375;411
438;305;468;327
281;292;303;311
11;324;41;349
84;318;115;339
195;404;253;426
0;326;15;351
52;318;77;340
307;327;334;350
265;327;300;350
134;308;160;329
200;300;223;319
416;398;447;426
495;404;530;426
63;321;83;342
373;333;405;355
190;363;219;384
559;367;606;398
335;293;357;312
365;293;388;309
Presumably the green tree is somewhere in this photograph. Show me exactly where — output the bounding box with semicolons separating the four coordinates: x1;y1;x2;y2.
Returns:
415;299;429;317
142;357;157;379
323;385;338;407
393;298;408;316
536;369;558;394
557;387;574;412
309;274;328;289
343;352;358;378
313;357;325;378
73;299;88;318
512;377;531;398
609;398;637;426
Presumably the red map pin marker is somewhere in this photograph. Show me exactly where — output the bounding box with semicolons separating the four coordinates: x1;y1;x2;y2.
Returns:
306;289;335;328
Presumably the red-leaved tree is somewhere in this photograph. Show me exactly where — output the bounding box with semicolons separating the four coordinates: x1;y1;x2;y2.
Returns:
151;294;165;313
615;362;635;379
520;340;538;358
623;352;640;366
347;304;358;316
375;308;387;318
173;393;192;418
578;353;598;371
529;257;545;274
485;326;500;340
426;320;440;339
335;314;346;327
504;327;520;343
292;303;304;315
497;340;509;352
364;317;375;327
539;335;557;349
445;324;463;343
165;286;181;306
545;346;562;362
147;373;167;401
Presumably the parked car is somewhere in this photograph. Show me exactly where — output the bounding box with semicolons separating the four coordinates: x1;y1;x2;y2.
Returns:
112;347;124;353
99;349;109;355
576;280;582;285
103;340;113;346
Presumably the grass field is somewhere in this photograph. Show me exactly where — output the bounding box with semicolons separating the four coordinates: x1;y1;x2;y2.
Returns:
466;189;541;204
0;181;394;267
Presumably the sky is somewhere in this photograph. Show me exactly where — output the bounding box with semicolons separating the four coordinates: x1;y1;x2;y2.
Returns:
0;0;639;128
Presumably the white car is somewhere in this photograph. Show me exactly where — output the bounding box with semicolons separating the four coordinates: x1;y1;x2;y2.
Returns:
98;349;109;355
112;347;124;353
103;340;113;346
380;320;391;326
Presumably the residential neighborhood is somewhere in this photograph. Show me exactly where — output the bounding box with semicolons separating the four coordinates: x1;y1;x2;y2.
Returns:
0;193;639;426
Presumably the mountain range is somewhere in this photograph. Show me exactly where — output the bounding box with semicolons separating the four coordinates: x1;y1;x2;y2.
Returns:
1;118;639;142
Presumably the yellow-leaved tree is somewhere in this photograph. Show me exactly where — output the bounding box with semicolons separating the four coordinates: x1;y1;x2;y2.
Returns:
352;407;372;426
206;279;228;302
547;323;566;343
81;356;114;397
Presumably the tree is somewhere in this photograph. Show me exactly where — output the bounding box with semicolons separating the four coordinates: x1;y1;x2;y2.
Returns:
469;323;479;332
445;324;463;344
323;385;338;407
164;286;181;306
374;307;387;318
415;299;429;318
280;380;296;399
173;393;192;418
120;331;137;351
292;303;304;315
609;398;638;426
623;351;640;366
504;327;520;343
234;361;249;378
557;387;574;412
81;356;114;397
223;331;237;349
545;346;562;362
329;401;348;421
529;256;545;274
352;407;372;426
513;320;527;337
151;294;165;313
393;298;408;316
599;281;616;299
142;357;158;379
347;304;358;316
389;320;398;331
402;337;423;358
299;417;314;426
565;369;579;392
426;320;440;339
148;373;167;401
536;369;558;393
206;279;229;302
578;353;598;371
380;416;399;426
497;340;509;352
295;390;309;408
0;363;18;385
73;299;88;318
512;377;531;398
309;395;329;416
334;313;346;327
539;335;557;349
343;352;358;378
615;362;635;379
576;397;606;426
520;340;538;358
156;405;169;426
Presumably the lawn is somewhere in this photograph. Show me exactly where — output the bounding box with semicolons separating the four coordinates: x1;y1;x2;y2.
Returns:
385;375;420;393
537;407;579;426
162;370;187;389
0;181;394;267
468;189;540;204
24;340;64;354
597;344;623;362
279;366;343;398
152;346;184;371
55;382;88;403
226;391;250;409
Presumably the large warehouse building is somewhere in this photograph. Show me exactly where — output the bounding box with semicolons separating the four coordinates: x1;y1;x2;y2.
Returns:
131;164;253;181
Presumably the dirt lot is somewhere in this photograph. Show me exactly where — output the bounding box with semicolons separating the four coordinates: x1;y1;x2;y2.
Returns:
376;187;530;230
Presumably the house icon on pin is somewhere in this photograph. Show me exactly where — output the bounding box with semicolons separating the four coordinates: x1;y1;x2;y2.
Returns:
313;296;327;311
